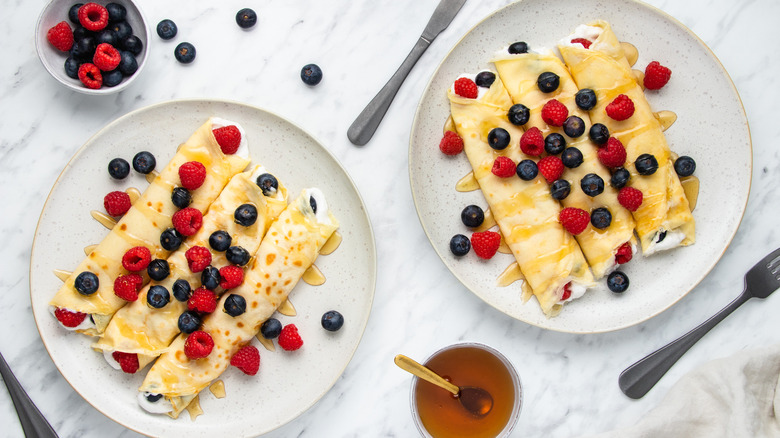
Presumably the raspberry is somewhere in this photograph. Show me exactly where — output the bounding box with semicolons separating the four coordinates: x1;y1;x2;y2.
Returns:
78;63;103;89
178;161;207;190
453;77;478;99
121;246;151;272
617;187;643;212
103;190;131;216
439;130;464;155
643;61;672;90
172;207;203;236
605;94;635;121
212;126;242;155
537;155;564;183
46;21;73;52
92;43;120;71
219;265;244;289
185;246;212;272
184;331;214;359
78;3;109;32
570;38;591;49
541;99;568;127
491;156;516;178
559;207;590;235
188;287;217;313
53;307;86;328
278;324;303;351
230;345;260;375
470;230;501;259
113;273;143;301
615;242;633;264
112;351;139;374
519;127;544;156
597;137;627;168
561;283;572;300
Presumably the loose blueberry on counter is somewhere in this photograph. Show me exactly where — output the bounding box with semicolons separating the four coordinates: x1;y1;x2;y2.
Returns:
256;173;278;196
450;234;471;256
160;227;183;251
108;157;130;179
309;196;318;214
147;285;170;309
590;207;612;229
487;128;510;150
64;57;81;79
120;35;143;55
132;151;156;174
106;3;127;22
236;8;258;29
201;266;221;290
174;42;196;64
226;246;250;266
537;71;560;93
563;116;585;138
224;294;247;316
562;147;584;168
209;230;232;252
475;71;496;88
544;133;566;155
118;50;138;76
610;168;630;189
234;204;258;226
607;271;629;293
171;187;192;209
96;29;117;46
147;259;170;281
301;63;323;86
589;123;610;145
507;41;528;54
321;310;344;332
550;179;571;200
516;159;539;181
103;69;123;87
461;205;484;228
110;21;132;40
575;88;597;110
674;156;696;177
507;104;530;126
156;19;177;40
74;271;99;295
635;153;659;175
260;318;282;339
69;4;83;24
178;311;201;334
581;173;605;197
172;279;192;302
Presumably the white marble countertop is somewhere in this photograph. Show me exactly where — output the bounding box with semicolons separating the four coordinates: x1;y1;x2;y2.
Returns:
2;0;779;436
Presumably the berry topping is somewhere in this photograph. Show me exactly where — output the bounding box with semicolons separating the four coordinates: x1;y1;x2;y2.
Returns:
537;71;560;93
544;133;566;155
177;161;207;190
74;271;99;295
563;116;586;138
491;156;516;178
453;77;478;99
184;331;214;359
537;155;564;183
321;310;344;332
174;42;196;64
559;207;590;235
605;94;635;121
607;271;630;293
674;156;696;177
171;187;192;209
541;99;568;127
234;204;258;226
77;63;102;89
212;125;242;155
122;246;151;272
617;187;644;212
256;173;279;196
519;127;544;156
550;179;571;200
112;351;139;374
644;61;672;90
581;173;605;197
438;130;464;155
575;89;597;110
226;246;251;266
635;153;659;175
92;43;120;71
300;63;323;85
486;128;510;150
590;207;612;229
231;345;260;375
597;137;627;168
516;159;539;181
188;287;217;314
610;168;630;189
78;3;109;32
236;8;258;29
156;19;177;40
147;259;170;282
260;318;282;339
450;234;471;256
507;41;528;54
147;285;170;309
47;21;74;51
185;245;212;273
470;230;501;260
209;230;232;252
108;157;130;179
224;294;247;316
114;273;143;301
172;207;203;236
461;205;484;228
615;242;633;264
219;265;244;290
160;227;183;251
54;307;87;328
104;190;131;216
178;311;201;334
562;147;584;168
507;104;530;126
173;279;192;302
278;324;303;351
571;38;592;49
589;123;610;145
475;71;496;88
132;151;156;174
561;283;572;301
106;3;126;22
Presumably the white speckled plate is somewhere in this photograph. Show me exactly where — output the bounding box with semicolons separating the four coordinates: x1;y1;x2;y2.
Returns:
409;0;751;333
30;99;376;437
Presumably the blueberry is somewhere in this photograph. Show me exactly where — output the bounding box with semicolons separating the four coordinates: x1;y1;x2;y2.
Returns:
110;21;132;40
69;4;84;24
461;205;484;228
575;88;597;110
516;159;538;181
108;158;130;179
224;294;246;316
537;72;560;93
656;230;667;243
118;51;138;76
507;41;528;54
64;57;81;79
172;279;192;302
178;311;201;334
309;196;317;214
74;271;99;295
106;3;127;22
145;393;163;403
321;310;344;332
589;123;610;145
607;271;629;293
72;26;91;41
487;128;510;150
611;168;630;189
635;154;659;175
156;19;178;40
132;151;155;174
201;266;221;290
475;71;496;88
674;156;696;177
120;35;143;55
226;246;250;266
544;133;566;155
550;179;571;200
147;285;170;309
507;104;530;126
205;231;230;252
234;204;258;226
562;147;584;168
171;187;191;209
236;8;258;29
160;228;183;251
102;69;123;87
581;173;605;197
260;318;282;339
450;234;470;256
175;42;196;64
563;116;585;138
70;36;96;60
96;29;117;46
590;207;612;229
147;259;170;281
301;63;323;85
255;173;278;196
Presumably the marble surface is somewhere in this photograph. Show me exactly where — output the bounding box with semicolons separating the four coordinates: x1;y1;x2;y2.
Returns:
1;0;778;436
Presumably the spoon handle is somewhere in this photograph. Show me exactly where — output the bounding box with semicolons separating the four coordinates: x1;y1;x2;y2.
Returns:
394;354;459;395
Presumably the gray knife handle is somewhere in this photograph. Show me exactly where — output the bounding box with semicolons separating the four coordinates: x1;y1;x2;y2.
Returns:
348;36;432;146
0;352;59;438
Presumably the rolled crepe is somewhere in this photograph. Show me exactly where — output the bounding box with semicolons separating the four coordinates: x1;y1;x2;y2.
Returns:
493;50;637;278
558;21;694;255
92;165;288;370
50;118;251;334
138;189;338;418
448;73;593;317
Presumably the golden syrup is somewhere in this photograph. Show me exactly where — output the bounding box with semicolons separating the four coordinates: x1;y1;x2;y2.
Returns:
455;172;480;192
186;395;203;420
145;170;159;184
84;244;97;256
633;69;645;88
654;111;677;132
443;115;456;134
621;42;639;66
209;380;226;398
53;269;72;281
681;175;700;211
91;210;116;230
320;231;342;255
474;209;497;233
277;299;296;316
497;235;511;254
496;263;523;287
256;335;276;352
302;265;325;286
126;187;141;204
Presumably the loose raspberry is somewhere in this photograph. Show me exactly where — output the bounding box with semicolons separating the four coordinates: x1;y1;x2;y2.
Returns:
519;127;544;156
172;207;203;236
470;230;501;259
439;130;464;155
559;207;590;235
561;283;572;300
605;94;635;121
617;187;643;212
113;273;143;301
78;3;109;31
571;38;591;49
184;331;214;359
278;324;303;351
219;265;244;289
541;99;568;127
188;287;217;313
230;345;260;375
78;63;103;89
103;190;131;216
453;77;478;99
185;246;212;272
112;351;139;374
597;137;627;168
491;156;516;178
92;43;120;71
537;155;564;183
121;246;151;272
178;161;207;190
212;126;242;155
46;21;74;52
53;307;87;328
615;242;633;264
643;61;672;90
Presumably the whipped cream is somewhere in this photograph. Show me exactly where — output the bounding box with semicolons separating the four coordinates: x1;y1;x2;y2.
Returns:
451;73;490;100
102;349;122;370
211;117;249;159
559;24;603;48
564;281;588;303
48;306;95;331
606;242;638;275
645;229;685;255
304;188;330;224
138;391;173;414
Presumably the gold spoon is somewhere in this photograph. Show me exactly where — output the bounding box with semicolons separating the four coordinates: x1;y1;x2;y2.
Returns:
394;354;493;417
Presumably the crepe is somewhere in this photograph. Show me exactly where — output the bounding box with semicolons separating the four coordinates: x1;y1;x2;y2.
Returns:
448;73;593;316
493;50;637;278
50;118;251;334
138;189;338;418
558;21;694;255
92;165;288;370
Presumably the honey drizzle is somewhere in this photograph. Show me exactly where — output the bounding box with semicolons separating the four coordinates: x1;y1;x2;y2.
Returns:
90;211;116;230
126;187;141;203
320;231;342;255
83;244;97;256
633;69;645;88
496;262;524;287
654;111;677;132
474;209;497;233
53;269;72;281
497;235;511;254
302;265;325;286
256;335;276;352
621;42;639;66
680;175;700;211
277;299;296;316
209;380;226;399
185;395;203;421
455;172;480;192
144;170;159;184
443;115;456;134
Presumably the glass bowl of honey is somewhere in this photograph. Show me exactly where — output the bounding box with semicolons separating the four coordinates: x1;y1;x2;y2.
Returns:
409;342;522;438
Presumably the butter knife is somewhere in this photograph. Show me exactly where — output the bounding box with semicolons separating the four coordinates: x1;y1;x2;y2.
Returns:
347;0;467;146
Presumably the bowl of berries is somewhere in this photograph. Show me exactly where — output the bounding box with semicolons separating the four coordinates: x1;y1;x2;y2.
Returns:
36;0;150;94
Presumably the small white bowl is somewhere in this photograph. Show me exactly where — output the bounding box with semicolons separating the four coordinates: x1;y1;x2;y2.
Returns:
35;0;150;95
